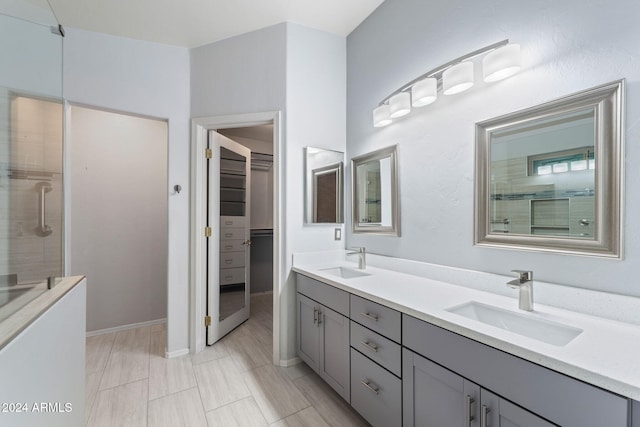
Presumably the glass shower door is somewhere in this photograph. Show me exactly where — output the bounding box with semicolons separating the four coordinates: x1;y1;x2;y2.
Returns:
0;93;64;321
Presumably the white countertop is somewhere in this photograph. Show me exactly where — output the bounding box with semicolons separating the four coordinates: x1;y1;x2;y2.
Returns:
292;254;640;401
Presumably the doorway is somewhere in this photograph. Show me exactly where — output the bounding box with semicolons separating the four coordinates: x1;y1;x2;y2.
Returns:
191;112;282;364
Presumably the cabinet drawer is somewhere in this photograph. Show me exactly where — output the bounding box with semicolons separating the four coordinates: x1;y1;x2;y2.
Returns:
220;267;244;285
350;295;401;343
220;216;246;228
220;251;245;268
403;314;629;427
296;274;349;317
220;239;245;252
350;321;401;377
350;348;402;427
220;228;244;240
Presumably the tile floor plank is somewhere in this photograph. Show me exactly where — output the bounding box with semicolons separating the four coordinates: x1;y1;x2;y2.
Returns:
147;387;207;427
270;406;330;427
99;327;151;390
242;364;310;423
193;355;251;411
87;379;148;427
85;332;116;374
206;396;269;427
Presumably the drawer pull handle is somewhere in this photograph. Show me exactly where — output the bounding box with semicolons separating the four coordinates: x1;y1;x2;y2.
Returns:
360;312;379;322
360;341;378;352
361;380;379;395
466;395;475;427
224;276;233;280
225;245;233;250
225;221;233;225
313;308;318;325
481;404;491;427
225;233;233;238
225;259;233;264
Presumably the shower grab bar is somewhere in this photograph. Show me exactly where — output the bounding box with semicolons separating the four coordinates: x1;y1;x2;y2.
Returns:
35;182;53;237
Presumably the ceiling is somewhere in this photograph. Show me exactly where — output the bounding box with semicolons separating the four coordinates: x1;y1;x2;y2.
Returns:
47;0;384;48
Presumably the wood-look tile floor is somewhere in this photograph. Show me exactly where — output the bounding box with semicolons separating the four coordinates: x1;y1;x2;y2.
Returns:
85;293;369;427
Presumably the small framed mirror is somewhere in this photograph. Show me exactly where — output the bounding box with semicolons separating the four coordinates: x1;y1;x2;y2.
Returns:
305;147;344;224
475;80;624;258
352;145;399;235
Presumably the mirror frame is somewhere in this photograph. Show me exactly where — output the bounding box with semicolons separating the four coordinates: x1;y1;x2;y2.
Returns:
474;80;624;258
352;145;400;236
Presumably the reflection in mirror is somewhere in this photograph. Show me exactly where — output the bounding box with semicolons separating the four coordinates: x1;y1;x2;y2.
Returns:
305;147;344;224
475;80;624;257
352;145;399;235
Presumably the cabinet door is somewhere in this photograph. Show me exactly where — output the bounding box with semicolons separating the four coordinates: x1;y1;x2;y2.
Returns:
481;389;557;427
296;293;320;371
319;305;350;402
403;348;480;427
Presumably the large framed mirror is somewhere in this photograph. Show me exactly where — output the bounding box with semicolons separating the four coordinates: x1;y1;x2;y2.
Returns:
475;80;624;258
352;145;399;235
305;147;344;224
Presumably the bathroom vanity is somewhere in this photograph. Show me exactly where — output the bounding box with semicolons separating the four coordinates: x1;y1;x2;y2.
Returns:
293;255;640;427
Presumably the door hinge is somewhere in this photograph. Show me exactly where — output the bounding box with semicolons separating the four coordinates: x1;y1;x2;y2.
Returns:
205;227;212;237
204;316;212;327
205;148;212;159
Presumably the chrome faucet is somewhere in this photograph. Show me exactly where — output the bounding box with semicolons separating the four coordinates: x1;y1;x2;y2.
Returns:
347;247;366;270
507;270;534;311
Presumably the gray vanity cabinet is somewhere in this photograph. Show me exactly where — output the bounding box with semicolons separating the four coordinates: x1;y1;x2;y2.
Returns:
296;275;350;402
403;348;555;427
403;314;630;427
349;294;403;426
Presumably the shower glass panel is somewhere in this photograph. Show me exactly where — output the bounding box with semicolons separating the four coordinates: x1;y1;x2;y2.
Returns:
0;4;64;321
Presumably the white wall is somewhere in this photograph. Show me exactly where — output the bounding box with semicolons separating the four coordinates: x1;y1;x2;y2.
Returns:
0;279;86;427
191;22;346;362
63;28;191;353
68;106;167;332
346;0;640;296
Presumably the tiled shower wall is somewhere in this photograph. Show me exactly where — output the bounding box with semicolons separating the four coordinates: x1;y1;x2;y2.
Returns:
0;92;63;285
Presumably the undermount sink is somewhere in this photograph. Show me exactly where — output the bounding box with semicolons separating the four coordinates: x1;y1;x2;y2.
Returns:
446;301;583;346
320;266;371;279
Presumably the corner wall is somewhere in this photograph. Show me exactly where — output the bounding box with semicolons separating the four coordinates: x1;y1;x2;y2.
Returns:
63;28;191;353
346;0;640;297
191;22;346;362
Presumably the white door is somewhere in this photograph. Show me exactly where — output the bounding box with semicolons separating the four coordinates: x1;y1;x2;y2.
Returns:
207;131;251;344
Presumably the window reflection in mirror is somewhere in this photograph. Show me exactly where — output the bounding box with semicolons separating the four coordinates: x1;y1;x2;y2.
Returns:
352;145;399;236
475;80;624;258
305;147;344;224
489;109;595;238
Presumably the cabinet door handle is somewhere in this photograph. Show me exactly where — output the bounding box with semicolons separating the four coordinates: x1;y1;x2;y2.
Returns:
481;404;491;427
466;395;475;427
360;341;379;352
313;308;318;325
361;380;379;395
317;310;323;326
360;312;379;322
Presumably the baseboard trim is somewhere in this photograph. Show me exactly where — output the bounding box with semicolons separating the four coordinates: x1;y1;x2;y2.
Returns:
86;318;166;337
279;356;302;367
165;348;190;358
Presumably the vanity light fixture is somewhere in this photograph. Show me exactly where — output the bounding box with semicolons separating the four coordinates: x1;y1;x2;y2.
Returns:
372;39;521;128
373;104;393;127
442;61;474;95
389;92;411;118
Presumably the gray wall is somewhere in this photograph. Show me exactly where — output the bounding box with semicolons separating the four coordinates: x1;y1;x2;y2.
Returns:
69;106;168;332
346;0;640;297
